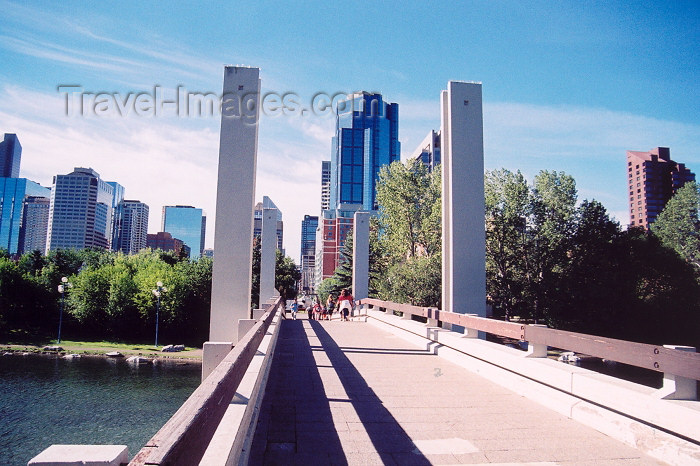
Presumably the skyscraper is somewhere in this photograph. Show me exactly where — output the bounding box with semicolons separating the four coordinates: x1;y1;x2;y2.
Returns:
114;200;149;254
329;92;400;212
47;167;115;252
626;147;695;229
161;205;206;258
321;160;331;211
107;181;125;250
300;214;318;292
18;196;50;254
0;177;50;255
0;133;21;178
317;92;399;285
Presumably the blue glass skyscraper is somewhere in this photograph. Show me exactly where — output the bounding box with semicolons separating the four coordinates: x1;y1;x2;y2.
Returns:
161;205;206;259
329;92;400;212
0;177;50;254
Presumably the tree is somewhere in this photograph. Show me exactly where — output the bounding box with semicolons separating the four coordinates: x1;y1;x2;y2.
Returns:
485;169;530;319
376;159;441;259
652;181;700;269
374;159;441;304
275;250;300;302
527;170;577;323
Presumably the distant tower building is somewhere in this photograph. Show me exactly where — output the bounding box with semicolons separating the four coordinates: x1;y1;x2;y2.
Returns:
317;92;399;284
626;147;695;229
18;196;50;254
300;215;318;292
161;205;206;258
0;133;22;178
107;181;125;250
253;196;284;252
47;168;116;252
321;160;331;211
115;200;149;254
411;130;441;171
0;178;50;255
147;231;186;255
329;92;400;212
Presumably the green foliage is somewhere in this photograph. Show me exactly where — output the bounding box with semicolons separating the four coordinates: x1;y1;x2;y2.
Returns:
372;159;441;306
0;248;212;346
275;249;301;302
652;181;700;269
381;254;442;307
376;159;441;258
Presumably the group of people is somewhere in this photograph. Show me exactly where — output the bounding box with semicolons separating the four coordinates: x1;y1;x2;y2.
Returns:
289;289;354;322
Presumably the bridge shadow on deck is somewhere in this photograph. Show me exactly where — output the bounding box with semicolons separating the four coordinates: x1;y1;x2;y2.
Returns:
249;317;431;465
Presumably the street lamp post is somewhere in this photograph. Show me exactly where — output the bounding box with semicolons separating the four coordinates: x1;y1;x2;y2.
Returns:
152;281;167;348
57;277;72;344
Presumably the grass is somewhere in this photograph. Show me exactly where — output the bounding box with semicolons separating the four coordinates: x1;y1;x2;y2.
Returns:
0;339;202;359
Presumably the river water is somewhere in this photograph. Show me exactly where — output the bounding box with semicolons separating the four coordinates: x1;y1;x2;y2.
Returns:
0;353;201;466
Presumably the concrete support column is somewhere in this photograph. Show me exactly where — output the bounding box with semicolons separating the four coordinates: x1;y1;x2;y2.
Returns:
525;324;548;358
209;66;261;343
656;345;697;400
441;82;485;325
260;207;279;307
238;319;256;342
202;341;233;381
352;211;370;301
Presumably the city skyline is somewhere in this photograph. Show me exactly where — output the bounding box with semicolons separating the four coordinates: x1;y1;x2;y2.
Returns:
1;1;698;263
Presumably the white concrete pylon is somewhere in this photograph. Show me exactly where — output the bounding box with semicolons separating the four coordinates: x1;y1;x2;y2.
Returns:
352;211;370;300
441;81;486;319
209;66;261;343
260;207;279;307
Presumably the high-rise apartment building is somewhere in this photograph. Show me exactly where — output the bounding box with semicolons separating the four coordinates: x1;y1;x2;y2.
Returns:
0;133;21;178
114;200;149;254
47;168;116;252
253;196;283;252
0;178;50;255
627;147;695;229
300;215;318;293
161;205;206;258
18;196;50;254
316;92;399;285
321;160;331;211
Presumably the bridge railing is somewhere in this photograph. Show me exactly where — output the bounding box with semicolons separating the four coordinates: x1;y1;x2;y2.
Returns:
356;298;700;382
129;296;284;466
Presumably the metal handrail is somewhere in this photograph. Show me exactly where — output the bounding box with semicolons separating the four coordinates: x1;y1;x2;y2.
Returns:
129;297;283;466
358;297;700;381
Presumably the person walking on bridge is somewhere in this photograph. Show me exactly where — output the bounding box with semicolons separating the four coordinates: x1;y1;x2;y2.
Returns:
338;289;354;322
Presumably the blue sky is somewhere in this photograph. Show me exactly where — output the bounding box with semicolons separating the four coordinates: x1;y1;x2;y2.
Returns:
1;1;698;262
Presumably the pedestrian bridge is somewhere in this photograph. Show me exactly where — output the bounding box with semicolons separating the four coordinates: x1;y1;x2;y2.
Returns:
127;297;700;465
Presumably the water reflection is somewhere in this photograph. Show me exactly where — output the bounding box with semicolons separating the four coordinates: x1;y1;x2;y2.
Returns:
0;353;200;466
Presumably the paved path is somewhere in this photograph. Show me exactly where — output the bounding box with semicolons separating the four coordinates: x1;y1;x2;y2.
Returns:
249;316;663;465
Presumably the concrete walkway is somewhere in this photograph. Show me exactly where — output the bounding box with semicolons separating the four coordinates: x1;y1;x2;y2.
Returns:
249;315;663;465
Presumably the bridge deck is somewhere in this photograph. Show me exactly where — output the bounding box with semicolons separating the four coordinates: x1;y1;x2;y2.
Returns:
249;315;662;465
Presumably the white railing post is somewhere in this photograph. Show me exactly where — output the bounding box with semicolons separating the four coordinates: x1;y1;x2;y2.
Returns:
525;324;548;358
425;308;439;327
461;314;479;338
656;345;697;400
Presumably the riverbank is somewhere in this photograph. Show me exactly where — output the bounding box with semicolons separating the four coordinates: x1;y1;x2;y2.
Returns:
0;340;202;362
